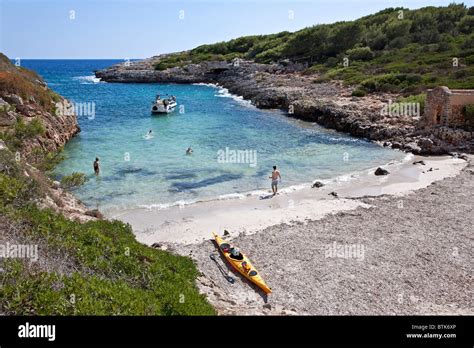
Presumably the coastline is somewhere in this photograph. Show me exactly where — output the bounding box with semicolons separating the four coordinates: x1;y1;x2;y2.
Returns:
95;58;473;156
109;154;468;246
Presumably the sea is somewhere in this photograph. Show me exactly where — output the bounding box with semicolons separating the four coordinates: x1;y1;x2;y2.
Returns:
20;59;407;213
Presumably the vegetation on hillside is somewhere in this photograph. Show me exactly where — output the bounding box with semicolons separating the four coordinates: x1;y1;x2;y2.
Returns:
0;53;60;112
154;4;474;94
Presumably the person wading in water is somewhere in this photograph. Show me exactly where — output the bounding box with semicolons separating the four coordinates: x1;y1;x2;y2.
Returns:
269;165;281;196
93;157;100;176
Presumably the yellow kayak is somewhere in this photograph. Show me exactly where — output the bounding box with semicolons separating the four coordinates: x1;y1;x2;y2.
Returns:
213;233;272;294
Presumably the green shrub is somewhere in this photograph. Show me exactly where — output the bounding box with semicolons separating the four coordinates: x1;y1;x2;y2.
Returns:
396;93;426;113
458;15;474;33
352;88;368;97
0;118;46;150
361;73;423;93
464;104;474;127
14;118;45;140
60;172;88;189
346;47;374;61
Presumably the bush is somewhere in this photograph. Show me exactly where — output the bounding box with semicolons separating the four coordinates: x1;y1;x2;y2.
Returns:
396;93;426;113
16;118;45;139
154;62;169;71
458;15;474;34
0;118;46;150
60;172;88;189
462;34;474;49
352;88;368;97
463;104;474;121
361;73;423;93
346;47;374;61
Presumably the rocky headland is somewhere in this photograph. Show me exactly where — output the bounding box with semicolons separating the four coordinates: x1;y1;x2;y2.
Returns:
0;53;94;221
96;57;473;155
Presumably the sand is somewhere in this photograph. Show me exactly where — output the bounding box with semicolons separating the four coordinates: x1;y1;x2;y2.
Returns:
108;154;472;315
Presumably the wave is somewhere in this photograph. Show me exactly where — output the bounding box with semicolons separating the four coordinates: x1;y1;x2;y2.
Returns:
192;82;253;107
192;82;219;88
130;153;414;212
73;75;103;84
214;87;252;106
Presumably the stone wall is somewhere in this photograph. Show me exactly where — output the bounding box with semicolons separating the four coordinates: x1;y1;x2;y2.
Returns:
421;86;474;129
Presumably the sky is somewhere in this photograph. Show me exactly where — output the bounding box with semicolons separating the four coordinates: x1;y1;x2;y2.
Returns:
0;0;472;59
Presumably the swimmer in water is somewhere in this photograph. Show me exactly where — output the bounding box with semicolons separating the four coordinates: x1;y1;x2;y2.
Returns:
186;147;193;155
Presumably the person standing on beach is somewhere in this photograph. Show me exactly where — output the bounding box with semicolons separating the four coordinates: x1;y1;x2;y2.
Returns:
269;165;281;196
93;157;100;176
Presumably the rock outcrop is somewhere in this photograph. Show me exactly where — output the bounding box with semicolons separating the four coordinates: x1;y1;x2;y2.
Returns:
0;53;92;222
0;53;80;158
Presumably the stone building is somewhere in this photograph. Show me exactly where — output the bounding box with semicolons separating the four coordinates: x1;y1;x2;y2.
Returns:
421;86;474;129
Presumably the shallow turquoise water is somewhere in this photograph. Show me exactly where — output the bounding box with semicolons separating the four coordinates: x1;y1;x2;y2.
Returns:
22;60;406;211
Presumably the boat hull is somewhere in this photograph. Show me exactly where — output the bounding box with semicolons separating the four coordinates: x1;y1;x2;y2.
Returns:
151;101;177;114
213;233;271;294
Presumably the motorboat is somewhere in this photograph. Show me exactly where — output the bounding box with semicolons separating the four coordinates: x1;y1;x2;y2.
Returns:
151;94;177;114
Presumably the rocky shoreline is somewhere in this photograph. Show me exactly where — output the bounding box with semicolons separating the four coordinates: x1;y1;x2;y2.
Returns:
96;57;472;155
0;54;96;222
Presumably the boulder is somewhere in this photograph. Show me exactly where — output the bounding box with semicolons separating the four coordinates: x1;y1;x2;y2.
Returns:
403;142;422;154
311;181;324;188
413;160;425;165
375;167;389;176
0;111;17;126
0;97;9;108
84;209;104;219
3;94;23;106
391;142;402;149
449;152;469;161
417;138;434;152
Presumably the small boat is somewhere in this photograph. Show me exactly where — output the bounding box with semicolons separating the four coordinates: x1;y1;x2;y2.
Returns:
151;94;177;114
213;233;272;294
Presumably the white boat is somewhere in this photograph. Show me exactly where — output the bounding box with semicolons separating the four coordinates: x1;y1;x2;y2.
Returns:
151;95;177;114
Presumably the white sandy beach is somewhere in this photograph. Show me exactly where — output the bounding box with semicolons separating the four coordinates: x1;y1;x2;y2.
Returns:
108;155;467;245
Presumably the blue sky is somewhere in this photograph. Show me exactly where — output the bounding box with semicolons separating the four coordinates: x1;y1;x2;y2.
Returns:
0;0;472;59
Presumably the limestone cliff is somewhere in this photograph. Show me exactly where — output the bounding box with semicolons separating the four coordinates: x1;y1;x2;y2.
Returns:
0;53;80;159
0;53;93;221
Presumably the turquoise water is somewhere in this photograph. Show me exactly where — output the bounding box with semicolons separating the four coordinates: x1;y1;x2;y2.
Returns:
22;60;406;212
